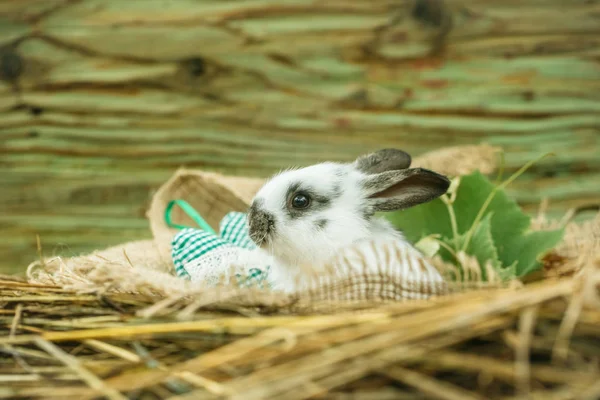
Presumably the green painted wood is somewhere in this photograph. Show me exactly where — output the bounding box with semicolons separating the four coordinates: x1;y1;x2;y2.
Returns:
1;0;599;274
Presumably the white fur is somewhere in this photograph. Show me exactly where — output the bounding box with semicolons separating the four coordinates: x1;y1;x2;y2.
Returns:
249;161;427;287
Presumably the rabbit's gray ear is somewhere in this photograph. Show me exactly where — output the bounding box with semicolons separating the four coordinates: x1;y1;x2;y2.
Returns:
361;168;450;212
353;149;412;175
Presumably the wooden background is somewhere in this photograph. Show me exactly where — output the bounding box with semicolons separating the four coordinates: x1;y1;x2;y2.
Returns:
1;0;599;274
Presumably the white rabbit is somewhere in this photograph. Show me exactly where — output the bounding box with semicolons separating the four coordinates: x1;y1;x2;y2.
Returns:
246;149;450;291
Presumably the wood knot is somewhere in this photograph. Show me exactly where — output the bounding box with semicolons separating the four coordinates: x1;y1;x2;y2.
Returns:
0;47;23;82
412;0;450;28
522;90;535;102
30;106;44;116
411;0;453;56
184;57;206;77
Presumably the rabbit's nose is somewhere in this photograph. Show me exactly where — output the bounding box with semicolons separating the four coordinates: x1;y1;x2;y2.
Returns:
248;204;275;247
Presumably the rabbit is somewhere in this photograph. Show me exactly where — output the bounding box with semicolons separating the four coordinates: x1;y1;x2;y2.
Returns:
246;149;451;290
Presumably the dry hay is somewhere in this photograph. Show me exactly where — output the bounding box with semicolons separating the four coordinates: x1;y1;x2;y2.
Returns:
1;258;599;400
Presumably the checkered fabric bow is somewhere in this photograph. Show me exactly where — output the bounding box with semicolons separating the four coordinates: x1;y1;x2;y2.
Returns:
167;200;271;288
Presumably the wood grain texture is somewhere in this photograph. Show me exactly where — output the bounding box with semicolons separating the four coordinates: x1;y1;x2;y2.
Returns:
1;0;599;273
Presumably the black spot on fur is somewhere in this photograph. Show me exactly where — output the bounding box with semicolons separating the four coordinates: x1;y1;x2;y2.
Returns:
285;182;331;219
248;198;264;215
312;193;331;206
362;206;375;220
316;219;328;229
331;182;343;200
287;182;301;196
247;199;274;246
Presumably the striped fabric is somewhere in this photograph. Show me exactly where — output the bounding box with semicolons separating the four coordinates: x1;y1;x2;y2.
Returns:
172;229;231;279
171;212;270;288
219;212;256;250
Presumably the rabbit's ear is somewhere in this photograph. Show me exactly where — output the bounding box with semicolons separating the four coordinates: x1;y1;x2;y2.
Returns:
361;168;450;212
353;149;412;175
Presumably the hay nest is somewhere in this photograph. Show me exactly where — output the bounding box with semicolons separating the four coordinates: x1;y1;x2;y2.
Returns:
1;261;599;400
2;144;599;399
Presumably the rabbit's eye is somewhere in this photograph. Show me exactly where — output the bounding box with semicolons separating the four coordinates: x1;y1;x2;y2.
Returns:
291;193;311;209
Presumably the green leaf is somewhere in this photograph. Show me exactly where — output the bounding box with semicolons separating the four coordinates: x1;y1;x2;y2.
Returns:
458;213;501;271
502;229;564;276
383;198;451;243
384;170;564;280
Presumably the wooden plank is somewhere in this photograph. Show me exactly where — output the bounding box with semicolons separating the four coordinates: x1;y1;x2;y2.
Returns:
1;0;599;274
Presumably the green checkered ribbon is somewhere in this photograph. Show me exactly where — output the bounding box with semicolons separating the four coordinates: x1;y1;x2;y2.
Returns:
166;200;270;288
